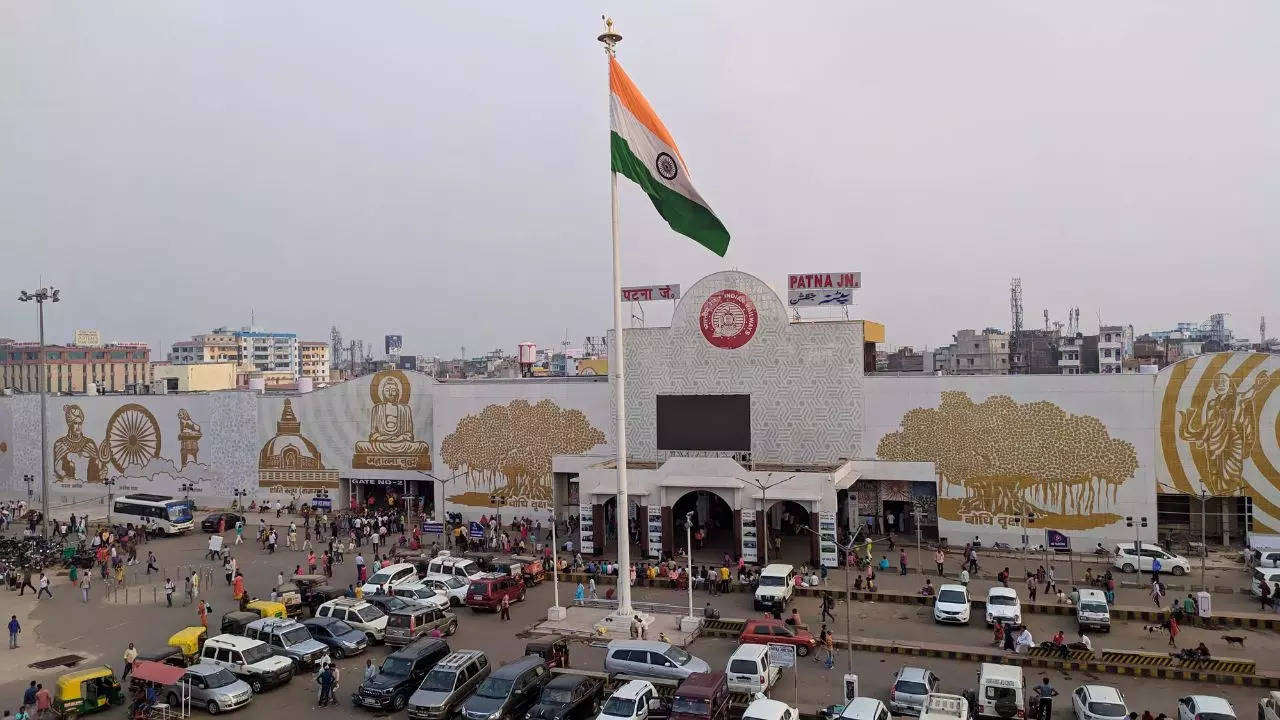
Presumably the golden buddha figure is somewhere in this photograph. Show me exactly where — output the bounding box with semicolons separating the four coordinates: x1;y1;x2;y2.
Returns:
353;370;431;470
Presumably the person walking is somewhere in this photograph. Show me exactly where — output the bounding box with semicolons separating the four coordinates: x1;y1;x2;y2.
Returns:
499;594;511;621
316;663;335;707
37;573;52;600
18;569;36;596
821;593;836;623
79;571;91;603
8;615;19;649
164;578;175;607
934;548;946;576
1167;615;1179;647
1259;580;1272;611
145;551;158;575
899;548;908;576
1027;573;1038;603
234;518;244;545
121;643;137;681
34;683;51;720
822;627;836;668
1151;582;1164;608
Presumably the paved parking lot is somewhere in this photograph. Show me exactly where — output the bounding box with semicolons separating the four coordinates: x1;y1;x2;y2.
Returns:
1;519;1275;719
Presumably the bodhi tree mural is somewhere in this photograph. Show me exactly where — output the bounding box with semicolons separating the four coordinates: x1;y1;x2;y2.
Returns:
440;399;605;507
877;392;1138;530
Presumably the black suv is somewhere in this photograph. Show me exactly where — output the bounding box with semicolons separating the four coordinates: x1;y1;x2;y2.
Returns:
352;638;450;712
458;655;551;720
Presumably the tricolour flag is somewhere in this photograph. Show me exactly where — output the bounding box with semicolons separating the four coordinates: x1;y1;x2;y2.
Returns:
609;57;730;257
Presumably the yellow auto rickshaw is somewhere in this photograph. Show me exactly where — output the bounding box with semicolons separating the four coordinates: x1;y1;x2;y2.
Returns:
166;626;207;665
245;599;287;619
54;666;124;717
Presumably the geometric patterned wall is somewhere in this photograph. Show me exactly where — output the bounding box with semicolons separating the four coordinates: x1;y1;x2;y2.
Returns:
615;270;864;465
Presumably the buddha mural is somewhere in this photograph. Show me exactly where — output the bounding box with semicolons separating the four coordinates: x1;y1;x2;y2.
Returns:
353;369;432;470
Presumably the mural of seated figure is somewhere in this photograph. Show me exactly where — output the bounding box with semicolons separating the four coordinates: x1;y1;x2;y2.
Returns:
353;370;432;470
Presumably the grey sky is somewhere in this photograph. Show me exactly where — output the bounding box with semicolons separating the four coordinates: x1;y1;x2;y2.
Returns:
2;1;1276;358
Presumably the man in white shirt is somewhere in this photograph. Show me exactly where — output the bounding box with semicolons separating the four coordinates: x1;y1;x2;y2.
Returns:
1015;627;1034;654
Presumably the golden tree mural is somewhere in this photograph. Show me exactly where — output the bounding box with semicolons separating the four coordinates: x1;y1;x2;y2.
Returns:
440;399;605;504
877;392;1137;526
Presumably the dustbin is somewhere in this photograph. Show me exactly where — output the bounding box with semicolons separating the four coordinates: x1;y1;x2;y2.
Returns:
1196;590;1211;619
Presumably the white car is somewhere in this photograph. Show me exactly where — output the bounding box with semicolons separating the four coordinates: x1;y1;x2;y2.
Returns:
1256;550;1280;568
420;573;470;606
838;697;890;720
1177;696;1237;720
1251;569;1280;597
596;680;662;720
360;562;418;596
1112;543;1190;576
933;584;970;624
745;697;802;720
985;587;1021;627
314;598;388;644
1071;685;1128;720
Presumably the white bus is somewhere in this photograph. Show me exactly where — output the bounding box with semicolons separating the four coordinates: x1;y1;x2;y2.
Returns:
112;493;195;536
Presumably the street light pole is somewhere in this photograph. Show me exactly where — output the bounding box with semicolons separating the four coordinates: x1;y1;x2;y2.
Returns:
1199;490;1208;590
104;477;117;526
549;480;563;618
913;502;922;576
743;474;797;567
806;527;854;675
19;286;59;539
685;511;695;622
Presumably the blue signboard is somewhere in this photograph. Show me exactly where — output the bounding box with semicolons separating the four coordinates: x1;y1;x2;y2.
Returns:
311;497;332;510
422;521;444;535
1046;529;1070;551
468;521;485;539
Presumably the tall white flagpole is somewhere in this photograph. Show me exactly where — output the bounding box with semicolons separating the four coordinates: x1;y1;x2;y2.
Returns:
599;17;634;620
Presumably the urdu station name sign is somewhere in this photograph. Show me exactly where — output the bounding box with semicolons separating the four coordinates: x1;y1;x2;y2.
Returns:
787;272;861;307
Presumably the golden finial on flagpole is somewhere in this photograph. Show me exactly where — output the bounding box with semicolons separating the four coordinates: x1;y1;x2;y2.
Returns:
598;15;622;55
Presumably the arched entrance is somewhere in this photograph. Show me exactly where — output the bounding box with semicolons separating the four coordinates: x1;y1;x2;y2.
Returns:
600;497;643;558
764;500;812;565
672;490;735;560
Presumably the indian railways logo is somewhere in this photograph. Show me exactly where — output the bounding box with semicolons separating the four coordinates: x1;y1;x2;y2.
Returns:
699;289;758;349
655;152;678;181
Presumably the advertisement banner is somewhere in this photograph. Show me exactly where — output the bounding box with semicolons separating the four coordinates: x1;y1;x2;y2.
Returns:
1045;529;1071;551
818;510;839;568
385;334;403;355
578;502;594;555
740;512;758;563
647;506;663;559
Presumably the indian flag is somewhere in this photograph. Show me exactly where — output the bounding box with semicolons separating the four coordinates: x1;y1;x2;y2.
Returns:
609;57;730;256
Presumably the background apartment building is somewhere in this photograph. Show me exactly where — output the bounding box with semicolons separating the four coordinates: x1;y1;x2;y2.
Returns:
1;338;151;393
171;327;299;377
299;341;330;384
944;328;1010;375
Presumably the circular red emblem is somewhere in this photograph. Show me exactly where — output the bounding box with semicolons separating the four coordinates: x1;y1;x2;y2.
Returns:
699;289;759;349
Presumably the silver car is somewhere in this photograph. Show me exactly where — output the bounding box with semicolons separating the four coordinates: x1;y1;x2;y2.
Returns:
603;640;711;681
890;667;939;716
165;662;253;715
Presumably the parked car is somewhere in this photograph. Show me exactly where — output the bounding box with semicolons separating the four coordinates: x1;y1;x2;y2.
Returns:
604;640;711;681
426;553;488;583
670;672;730;720
1256;550;1280;568
407;649;491;720
595;680;666;720
527;674;606;720
164;663;253;715
384;601;458;646
197;634;294;694
300;616;368;658
394;581;451;605
836;698;889;720
1176;696;1236;720
314;599;388;644
1071;685;1128;720
933;585;970;625
725;643;778;695
421;573;471;606
1250;568;1280;597
361;562;419;596
241;617;327;668
753;564;795;612
352;637;450;712
201;513;244;533
738;618;816;656
918;694;968;720
457;655;550;720
890;667;940;716
1112;543;1190;575
465;572;527;611
984;587;1021;627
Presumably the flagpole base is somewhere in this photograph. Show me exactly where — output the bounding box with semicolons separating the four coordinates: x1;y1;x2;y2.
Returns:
546;605;568;621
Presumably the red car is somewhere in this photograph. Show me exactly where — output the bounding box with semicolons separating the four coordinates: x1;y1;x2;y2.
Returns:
739;618;816;656
465;572;527;611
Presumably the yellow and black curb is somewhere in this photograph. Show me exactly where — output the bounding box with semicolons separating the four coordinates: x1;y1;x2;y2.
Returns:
700;617;1276;687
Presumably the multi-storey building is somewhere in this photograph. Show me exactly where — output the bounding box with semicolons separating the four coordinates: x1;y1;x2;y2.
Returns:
299;341;331;384
1;339;151;393
171;327;298;377
949;329;1009;375
1058;334;1083;374
1097;325;1133;374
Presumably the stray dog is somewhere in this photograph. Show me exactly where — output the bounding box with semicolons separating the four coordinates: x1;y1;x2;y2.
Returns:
1143;624;1167;633
1221;635;1246;648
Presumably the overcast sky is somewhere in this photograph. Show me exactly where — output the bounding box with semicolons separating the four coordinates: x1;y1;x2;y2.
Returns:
1;1;1276;358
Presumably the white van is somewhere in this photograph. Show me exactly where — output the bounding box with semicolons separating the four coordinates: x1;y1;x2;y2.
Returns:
426;553;486;583
198;634;295;694
975;663;1024;720
1075;588;1111;632
725;644;779;694
754;564;795;612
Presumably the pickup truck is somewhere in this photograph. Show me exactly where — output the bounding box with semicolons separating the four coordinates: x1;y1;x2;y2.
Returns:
920;694;969;720
1258;692;1280;720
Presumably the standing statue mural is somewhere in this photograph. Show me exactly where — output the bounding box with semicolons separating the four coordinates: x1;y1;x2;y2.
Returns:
353;369;432;470
440;399;605;508
178;408;203;467
1177;370;1270;495
877;391;1138;531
